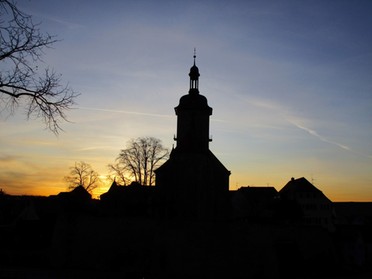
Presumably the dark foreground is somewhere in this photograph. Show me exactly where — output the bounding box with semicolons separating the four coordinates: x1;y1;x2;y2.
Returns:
1;214;371;279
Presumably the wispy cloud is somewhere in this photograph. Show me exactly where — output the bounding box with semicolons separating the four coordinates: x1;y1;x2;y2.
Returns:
47;16;84;30
36;13;84;30
77;146;116;152
0;155;19;163
22;4;84;30
245;97;283;111
77;106;173;118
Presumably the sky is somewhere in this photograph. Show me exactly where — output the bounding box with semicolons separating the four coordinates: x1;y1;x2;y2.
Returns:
1;0;371;201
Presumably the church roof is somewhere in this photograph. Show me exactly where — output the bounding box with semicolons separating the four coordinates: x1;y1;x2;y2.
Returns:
155;149;230;175
189;63;200;79
176;93;211;110
176;54;211;112
189;50;200;80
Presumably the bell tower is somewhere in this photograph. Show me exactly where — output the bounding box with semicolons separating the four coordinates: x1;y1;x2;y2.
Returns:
174;53;212;153
155;53;230;221
189;52;200;94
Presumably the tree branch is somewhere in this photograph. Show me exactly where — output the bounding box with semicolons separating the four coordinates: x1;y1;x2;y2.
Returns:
0;0;78;134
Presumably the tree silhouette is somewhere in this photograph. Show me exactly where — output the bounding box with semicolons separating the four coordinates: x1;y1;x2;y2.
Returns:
109;137;169;186
64;161;100;193
107;162;131;186
0;0;78;134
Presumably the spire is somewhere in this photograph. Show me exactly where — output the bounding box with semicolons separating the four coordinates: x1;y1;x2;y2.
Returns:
189;49;200;94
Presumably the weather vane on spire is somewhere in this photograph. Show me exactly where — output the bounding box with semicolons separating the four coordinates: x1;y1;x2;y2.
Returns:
193;48;196;64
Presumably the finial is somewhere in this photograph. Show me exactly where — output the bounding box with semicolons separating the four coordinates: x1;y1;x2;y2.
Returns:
193;48;196;64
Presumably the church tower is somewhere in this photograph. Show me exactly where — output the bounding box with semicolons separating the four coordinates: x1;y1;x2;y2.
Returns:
155;54;230;220
175;54;212;152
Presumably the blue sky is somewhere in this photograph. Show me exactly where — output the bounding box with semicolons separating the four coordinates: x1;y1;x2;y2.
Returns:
1;0;371;200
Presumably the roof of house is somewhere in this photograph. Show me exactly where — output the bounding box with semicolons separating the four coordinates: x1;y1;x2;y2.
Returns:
236;186;278;199
57;185;91;200
100;181;156;200
279;177;331;202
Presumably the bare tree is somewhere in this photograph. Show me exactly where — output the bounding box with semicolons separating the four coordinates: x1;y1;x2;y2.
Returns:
107;162;130;186
109;137;169;186
64;161;100;193
0;0;78;134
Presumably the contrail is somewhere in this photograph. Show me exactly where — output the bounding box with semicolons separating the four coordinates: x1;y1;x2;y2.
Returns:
289;119;351;151
242;95;372;158
291;120;372;159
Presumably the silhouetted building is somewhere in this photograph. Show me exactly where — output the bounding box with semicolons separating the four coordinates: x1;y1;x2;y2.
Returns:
332;202;372;272
52;185;92;212
100;181;156;217
280;177;334;230
334;202;372;226
231;186;279;221
155;55;230;220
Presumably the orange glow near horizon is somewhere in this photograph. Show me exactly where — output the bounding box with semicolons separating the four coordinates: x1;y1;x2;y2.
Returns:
2;167;372;202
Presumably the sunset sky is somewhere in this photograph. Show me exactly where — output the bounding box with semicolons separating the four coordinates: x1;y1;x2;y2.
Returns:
1;0;371;201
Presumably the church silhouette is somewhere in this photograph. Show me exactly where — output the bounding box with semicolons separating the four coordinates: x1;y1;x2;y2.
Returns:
155;54;230;221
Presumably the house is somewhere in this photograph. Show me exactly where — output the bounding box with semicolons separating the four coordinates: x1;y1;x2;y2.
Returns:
53;185;92;212
333;202;372;226
100;181;157;217
231;186;279;221
279;177;334;230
